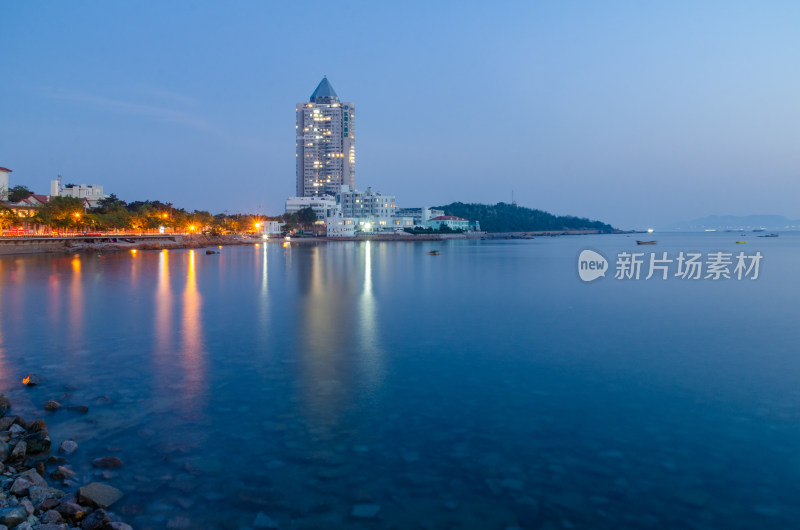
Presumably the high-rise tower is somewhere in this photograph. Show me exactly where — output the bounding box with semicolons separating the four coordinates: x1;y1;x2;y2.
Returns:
296;77;355;197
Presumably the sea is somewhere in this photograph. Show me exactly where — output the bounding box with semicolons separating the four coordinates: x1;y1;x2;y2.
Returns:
1;232;799;529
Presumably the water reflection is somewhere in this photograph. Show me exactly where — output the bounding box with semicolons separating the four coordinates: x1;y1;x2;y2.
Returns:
154;250;174;392
179;250;206;415
359;241;384;390
69;256;84;350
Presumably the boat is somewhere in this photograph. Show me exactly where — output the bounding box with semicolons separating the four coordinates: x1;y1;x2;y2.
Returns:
427;250;440;256
736;241;747;244
636;240;657;245
205;249;219;255
757;233;778;238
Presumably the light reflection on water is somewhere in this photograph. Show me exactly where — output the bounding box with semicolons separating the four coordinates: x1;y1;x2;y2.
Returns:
0;236;799;528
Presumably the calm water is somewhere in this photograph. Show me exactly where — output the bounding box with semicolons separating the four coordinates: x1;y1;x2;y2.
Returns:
1;234;800;529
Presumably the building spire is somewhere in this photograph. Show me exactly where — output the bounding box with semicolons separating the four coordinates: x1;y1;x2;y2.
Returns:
310;77;339;103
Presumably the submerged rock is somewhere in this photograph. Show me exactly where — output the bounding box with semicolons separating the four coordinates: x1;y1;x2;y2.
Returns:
66;405;89;413
44;400;62;411
92;456;123;469
78;482;124;508
81;509;112;530
59;440;78;455
50;466;76;481
0;393;10;416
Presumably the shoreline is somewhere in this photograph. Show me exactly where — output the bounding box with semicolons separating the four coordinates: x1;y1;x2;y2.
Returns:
0;230;612;257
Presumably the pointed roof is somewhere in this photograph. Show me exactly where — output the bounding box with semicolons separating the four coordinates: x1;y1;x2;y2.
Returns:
310;76;339;103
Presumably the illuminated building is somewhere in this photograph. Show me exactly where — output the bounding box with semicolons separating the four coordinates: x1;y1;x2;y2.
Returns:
296;77;355;197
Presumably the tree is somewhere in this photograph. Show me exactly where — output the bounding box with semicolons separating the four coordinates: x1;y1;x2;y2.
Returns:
8;185;34;203
297;207;317;225
33;196;85;229
0;205;15;230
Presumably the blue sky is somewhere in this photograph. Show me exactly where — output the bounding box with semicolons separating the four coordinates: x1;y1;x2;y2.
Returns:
2;1;800;229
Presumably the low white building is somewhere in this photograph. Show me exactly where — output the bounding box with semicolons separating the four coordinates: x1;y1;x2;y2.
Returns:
325;213;357;237
51;180;107;208
285;195;339;220
394;207;444;227
259;220;285;236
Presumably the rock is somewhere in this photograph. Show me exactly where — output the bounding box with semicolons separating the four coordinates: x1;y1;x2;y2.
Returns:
66;406;89;414
9;477;33;497
39;498;61;511
252;512;279;528
58;440;78;455
351;504;381;519
78;482;123;509
44;401;62;412
26;486;48;506
80;509;111;530
50;466;76;481
23;431;51;454
91;457;123;469
19;499;33;516
109;523;133;530
0;441;8;463
22;374;40;386
0;506;27;527
18;469;47;488
0;394;9;416
9;442;25;462
26;419;47;433
40;510;62;524
57;501;87;522
8;425;25;436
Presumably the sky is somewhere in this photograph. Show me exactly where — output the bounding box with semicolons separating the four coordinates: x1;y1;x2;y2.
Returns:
2;1;800;229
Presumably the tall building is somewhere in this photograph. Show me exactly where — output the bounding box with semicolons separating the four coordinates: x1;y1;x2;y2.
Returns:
296;77;355;197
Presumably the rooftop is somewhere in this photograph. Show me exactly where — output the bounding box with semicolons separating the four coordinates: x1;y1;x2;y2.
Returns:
430;216;468;221
310;76;339;104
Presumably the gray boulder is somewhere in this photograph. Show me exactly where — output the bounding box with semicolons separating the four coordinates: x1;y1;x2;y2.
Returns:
78;482;123;509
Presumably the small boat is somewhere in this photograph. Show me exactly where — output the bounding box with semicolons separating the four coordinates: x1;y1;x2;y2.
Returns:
636;240;657;245
205;249;219;255
736;241;747;244
757;233;778;238
427;250;440;256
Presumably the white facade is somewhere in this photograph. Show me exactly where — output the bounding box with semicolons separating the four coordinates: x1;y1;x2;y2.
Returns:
259;221;285;236
394;207;444;227
0;167;11;201
325;213;357;237
339;186;396;224
285;195;340;220
51;180;107;207
296;77;355;197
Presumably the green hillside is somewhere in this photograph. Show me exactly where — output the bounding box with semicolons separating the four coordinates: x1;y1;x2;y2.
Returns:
435;202;615;233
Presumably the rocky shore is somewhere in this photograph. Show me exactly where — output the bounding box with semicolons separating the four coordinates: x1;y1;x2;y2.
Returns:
0;389;131;530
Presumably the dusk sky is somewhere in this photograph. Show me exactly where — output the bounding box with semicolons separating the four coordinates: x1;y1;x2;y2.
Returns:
2;1;800;229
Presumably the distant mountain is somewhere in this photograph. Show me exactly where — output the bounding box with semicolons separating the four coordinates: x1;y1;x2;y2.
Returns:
669;214;800;231
435;202;616;233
